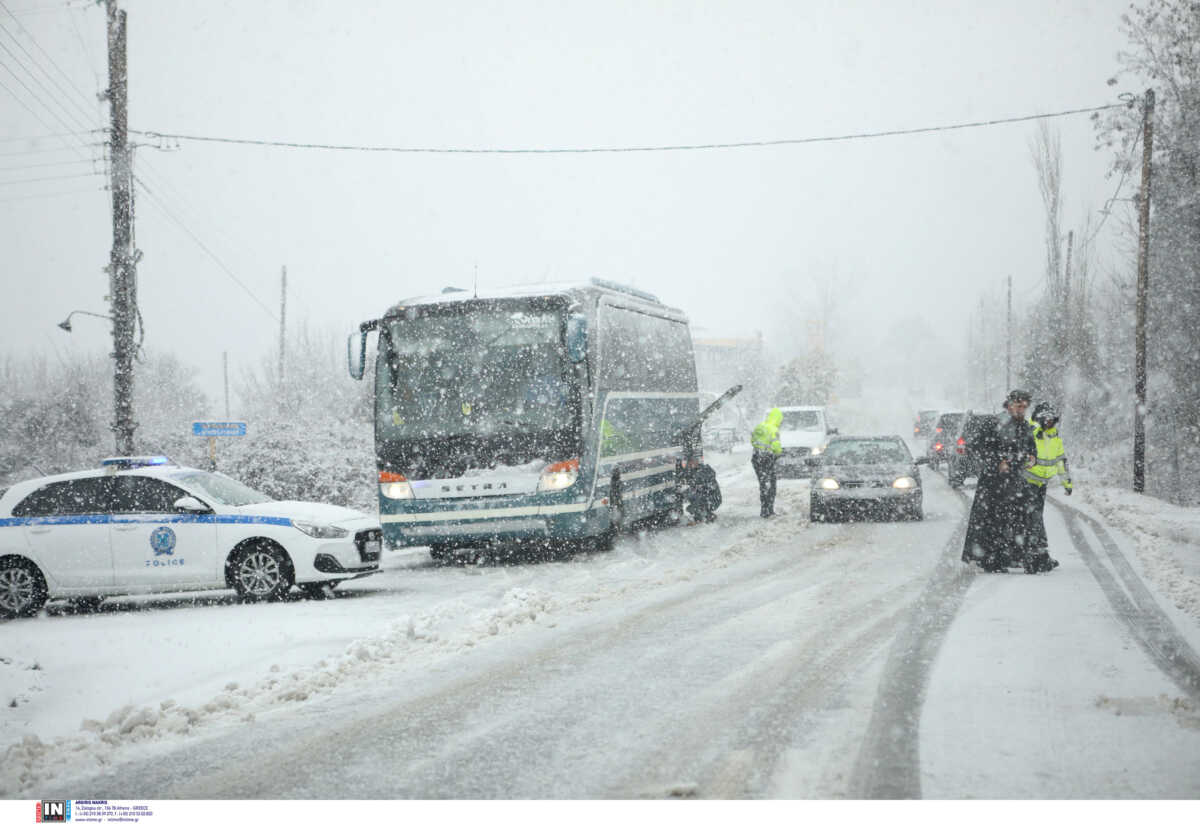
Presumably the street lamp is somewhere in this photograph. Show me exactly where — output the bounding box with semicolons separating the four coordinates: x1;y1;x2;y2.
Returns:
57;310;113;333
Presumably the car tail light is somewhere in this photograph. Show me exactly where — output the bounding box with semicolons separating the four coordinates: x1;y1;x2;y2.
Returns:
955;437;966;456
935;427;942;434
933;442;943;452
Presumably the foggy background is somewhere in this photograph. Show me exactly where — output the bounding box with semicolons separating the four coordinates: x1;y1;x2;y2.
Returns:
1;0;1128;404
13;0;1197;503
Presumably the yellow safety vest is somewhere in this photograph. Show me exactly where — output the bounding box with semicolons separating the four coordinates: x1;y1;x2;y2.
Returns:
1025;425;1072;489
752;408;783;455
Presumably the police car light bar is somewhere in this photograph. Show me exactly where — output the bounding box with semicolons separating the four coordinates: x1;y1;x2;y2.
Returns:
100;455;172;469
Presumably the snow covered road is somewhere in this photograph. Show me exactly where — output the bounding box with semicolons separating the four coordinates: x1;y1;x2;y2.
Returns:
3;449;1200;799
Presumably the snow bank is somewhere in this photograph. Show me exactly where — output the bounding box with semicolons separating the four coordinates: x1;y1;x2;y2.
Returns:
1075;484;1200;625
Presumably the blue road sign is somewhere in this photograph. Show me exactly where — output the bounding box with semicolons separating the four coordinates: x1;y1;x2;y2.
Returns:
192;421;247;437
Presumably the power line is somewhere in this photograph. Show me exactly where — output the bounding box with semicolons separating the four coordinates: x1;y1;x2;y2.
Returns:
0;155;97;170
0;130;95;142
134;174;279;322
0;0;99;118
0;183;103;203
0;169;102;185
133;103;1126;156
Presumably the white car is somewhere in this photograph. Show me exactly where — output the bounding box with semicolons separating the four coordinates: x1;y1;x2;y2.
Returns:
774;406;838;477
0;457;382;618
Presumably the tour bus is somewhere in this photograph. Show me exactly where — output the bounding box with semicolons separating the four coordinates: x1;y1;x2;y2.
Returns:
347;279;700;556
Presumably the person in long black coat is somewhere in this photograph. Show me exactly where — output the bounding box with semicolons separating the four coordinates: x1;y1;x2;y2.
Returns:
962;391;1038;572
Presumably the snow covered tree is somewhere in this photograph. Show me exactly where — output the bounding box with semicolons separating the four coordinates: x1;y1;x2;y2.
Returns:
776;350;838;406
1094;0;1200;500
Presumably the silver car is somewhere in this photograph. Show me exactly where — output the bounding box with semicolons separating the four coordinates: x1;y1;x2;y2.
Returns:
807;436;928;522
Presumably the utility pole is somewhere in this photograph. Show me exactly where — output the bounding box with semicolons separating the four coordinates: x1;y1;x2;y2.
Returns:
1005;275;1012;391
106;0;137;455
278;265;287;387
1134;89;1155;494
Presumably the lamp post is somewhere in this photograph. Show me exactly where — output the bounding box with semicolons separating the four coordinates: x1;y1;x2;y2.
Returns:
57;310;113;333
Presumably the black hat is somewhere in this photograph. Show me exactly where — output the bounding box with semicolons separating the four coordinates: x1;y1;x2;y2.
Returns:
1032;402;1059;424
1004;388;1032;406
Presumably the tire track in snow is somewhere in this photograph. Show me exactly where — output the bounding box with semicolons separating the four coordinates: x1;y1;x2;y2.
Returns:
848;474;972;799
1052;500;1200;703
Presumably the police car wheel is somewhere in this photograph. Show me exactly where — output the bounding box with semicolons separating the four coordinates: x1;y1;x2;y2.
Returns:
231;545;293;601
0;558;48;619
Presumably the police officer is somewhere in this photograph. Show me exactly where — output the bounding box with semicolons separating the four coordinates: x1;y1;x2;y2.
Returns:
1023;401;1073;572
751;408;783;518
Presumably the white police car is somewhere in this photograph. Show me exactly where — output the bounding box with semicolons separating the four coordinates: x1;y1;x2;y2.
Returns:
0;457;382;618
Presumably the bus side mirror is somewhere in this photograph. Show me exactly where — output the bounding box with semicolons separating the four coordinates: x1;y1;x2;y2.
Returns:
348;320;380;380
566;314;587;363
347;331;368;380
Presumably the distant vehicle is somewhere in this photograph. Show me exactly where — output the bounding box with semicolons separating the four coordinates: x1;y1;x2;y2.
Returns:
775;406;838;478
347;279;706;558
807;436;928;522
0;457;382;618
913;409;939;440
927;411;964;470
947;411;1000;487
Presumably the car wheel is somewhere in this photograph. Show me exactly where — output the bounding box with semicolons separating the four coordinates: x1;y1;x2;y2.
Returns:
231;544;293;602
809;497;825;522
0;557;48;619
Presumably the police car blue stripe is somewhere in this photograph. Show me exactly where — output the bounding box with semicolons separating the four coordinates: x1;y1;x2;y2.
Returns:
0;514;293;528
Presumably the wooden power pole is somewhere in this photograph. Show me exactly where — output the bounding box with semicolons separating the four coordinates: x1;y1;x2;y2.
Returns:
106;0;137;455
1134;89;1155;494
278;265;287;387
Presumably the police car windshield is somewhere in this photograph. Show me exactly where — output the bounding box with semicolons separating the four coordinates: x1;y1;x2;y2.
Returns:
173;471;273;506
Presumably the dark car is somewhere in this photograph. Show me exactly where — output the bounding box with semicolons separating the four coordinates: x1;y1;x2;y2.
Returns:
926;411;963;470
946;411;1000;487
912;409;939;440
807;435;928;523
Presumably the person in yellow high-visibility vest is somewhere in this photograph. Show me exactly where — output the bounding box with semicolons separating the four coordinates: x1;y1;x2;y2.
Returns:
751;408;783;518
1023;401;1073;573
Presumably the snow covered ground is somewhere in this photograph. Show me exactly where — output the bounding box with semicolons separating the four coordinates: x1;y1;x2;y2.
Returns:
2;397;1199;801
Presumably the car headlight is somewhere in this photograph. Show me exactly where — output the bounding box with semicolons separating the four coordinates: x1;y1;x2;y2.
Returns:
810;445;825;455
818;477;840;490
379;471;414;500
538;458;579;492
292;520;349;539
893;476;917;489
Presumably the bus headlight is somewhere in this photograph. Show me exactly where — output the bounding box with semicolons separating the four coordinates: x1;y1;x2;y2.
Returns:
538;458;579;492
818;477;840;490
893;476;917;489
379;471;414;500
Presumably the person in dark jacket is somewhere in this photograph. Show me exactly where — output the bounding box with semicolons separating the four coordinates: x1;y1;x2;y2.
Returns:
962;389;1038;572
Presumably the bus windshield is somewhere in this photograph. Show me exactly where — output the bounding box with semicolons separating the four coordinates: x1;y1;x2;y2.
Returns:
377;304;574;441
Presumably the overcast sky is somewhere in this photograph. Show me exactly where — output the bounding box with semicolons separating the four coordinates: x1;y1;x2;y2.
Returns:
1;0;1132;410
